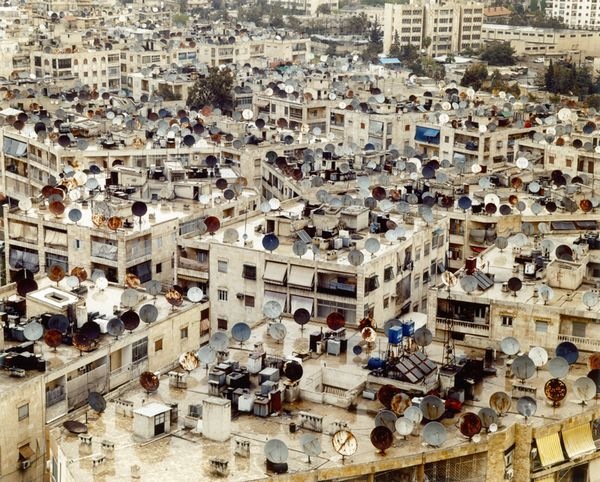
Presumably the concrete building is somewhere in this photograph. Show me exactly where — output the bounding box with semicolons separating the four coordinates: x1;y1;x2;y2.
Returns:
266;0;339;16
546;0;600;29
383;0;484;57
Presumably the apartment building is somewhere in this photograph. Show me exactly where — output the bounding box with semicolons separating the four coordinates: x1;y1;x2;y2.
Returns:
383;0;484;56
266;0;339;16
546;0;600;28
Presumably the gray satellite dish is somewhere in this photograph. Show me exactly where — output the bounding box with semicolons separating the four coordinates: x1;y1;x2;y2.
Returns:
231;322;251;343
538;284;554;304
209;332;229;351
538;222;550;235
460;275;478;293
478;407;499;431
107;318;125;338
197;345;216;365
531;202;543;215
264;439;288;464
495;237;508;251
365;237;381;256
422;422;446;447
501;336;520;356
547;356;569;378
139;304;158;324
23;321;43;341
65;275;80;289
404;406;423;425
375;410;398;433
583;291;599;310
512;355;536;381
121;288;139;308
348;250;364;266
395;417;414;438
145;280;162;296
223;228;239;244
300;434;321;462
414;327;433;347
68;208;82;223
187;287;203;303
516;396;537;419
19;198;33;211
292;240;307;257
573;376;596;404
263;300;283;319
269;322;287;341
420;395;445;421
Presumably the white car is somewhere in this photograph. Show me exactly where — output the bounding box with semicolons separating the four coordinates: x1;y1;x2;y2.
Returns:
533;57;545;63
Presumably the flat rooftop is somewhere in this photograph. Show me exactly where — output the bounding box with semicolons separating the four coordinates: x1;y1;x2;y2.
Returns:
54;315;598;481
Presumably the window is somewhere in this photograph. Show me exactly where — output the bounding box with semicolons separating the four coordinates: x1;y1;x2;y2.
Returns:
384;266;394;282
180;326;188;339
132;337;148;362
218;260;228;273
242;264;256;280
74;239;82;249
217;318;228;330
156;263;162;274
364;275;380;293
245;295;255;307
18;403;29;421
414;275;421;288
218;289;228;301
572;321;586;338
501;315;513;326
154;338;163;352
535;321;548;333
383;296;389;309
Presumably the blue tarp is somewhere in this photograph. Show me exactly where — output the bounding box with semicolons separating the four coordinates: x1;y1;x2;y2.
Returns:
380;58;401;64
415;126;440;144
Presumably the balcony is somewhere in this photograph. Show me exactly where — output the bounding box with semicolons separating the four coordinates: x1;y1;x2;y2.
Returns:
557;333;600;351
436;317;490;336
317;282;357;298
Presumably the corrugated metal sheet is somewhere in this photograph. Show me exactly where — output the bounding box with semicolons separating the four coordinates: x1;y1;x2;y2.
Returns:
472;271;494;291
551;221;576;231
535;432;565;467
562;423;596;459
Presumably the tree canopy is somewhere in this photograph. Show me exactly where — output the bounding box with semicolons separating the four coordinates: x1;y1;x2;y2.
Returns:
543;60;595;98
480;42;516;66
187;67;234;113
460;63;488;91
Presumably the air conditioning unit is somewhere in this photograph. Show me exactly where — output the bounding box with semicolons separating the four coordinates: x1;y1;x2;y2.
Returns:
501;283;509;293
236;293;245;300
20;460;31;470
504;467;513;480
326;250;338;260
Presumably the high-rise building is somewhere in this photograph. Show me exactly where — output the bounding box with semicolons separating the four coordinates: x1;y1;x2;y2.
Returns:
546;0;600;28
383;0;484;57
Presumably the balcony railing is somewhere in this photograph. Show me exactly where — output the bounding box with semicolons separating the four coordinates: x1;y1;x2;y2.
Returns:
557;333;600;350
436;317;490;333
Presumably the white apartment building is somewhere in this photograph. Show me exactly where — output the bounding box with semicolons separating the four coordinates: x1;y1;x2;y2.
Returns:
546;0;600;28
266;0;339;16
383;0;484;56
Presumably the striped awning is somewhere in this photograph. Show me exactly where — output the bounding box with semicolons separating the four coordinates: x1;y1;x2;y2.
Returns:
535;432;565;467
562;423;596;459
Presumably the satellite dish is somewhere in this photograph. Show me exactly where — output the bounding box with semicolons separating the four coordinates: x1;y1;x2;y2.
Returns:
544;378;567;406
120;310;140;332
390;392;411;415
300;434;321;462
179;351;199;371
490;391;511;416
283;360;303;382
332;430;358;457
145;280;162;296
269;322;287;341
107;318;125;338
538;284;554;304
265;439;289;464
370;426;394;454
556;341;578;365
422;421;446;447
500;336;520;356
348;250;364;266
573;376;596;404
197;345;216;365
139;371;159;393
48;264;66;284
263;300;283;319
16;278;38;297
583;291;599;311
292;240;307;257
165;288;183;308
18;198;32;211
478;407;499;432
209;332;229;351
63;420;88;434
528;347;548;367
121;288;139;308
326;312;345;330
187;287;203;303
460;275;478;293
139;304;158;324
42;329;61;350
516;396;537;419
88;392;106;413
507;277;522;295
495;237;508;251
231;322;251;343
395;417;414;438
414;327;433;347
458;413;482;440
293;308;310;326
262;233;280;252
419;395;445;421
548;356;570;378
365;237;381;256
441;271;457;288
511;355;536;381
23;321;43;341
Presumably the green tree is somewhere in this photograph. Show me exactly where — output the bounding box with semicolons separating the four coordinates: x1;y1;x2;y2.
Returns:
530;0;539;11
445;53;456;63
388;31;401;58
422;36;432;50
480;41;516;66
187;67;234;113
460;63;488;91
543;60;594;98
585;94;600;110
172;13;189;25
369;19;383;44
346;13;368;35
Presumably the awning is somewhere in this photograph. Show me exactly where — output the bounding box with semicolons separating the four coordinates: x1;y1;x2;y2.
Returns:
535;477;555;482
9;249;39;272
3;138;27;157
380;57;400;64
9;221;24;239
562;423;596;459
453;152;466;162
263;261;287;285
44;229;67;247
535;432;565;467
19;444;34;459
264;290;287;312
200;318;210;331
91;241;118;261
291;295;313;315
415;126;440;144
288;265;314;289
551;221;576;231
575;220;598;230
